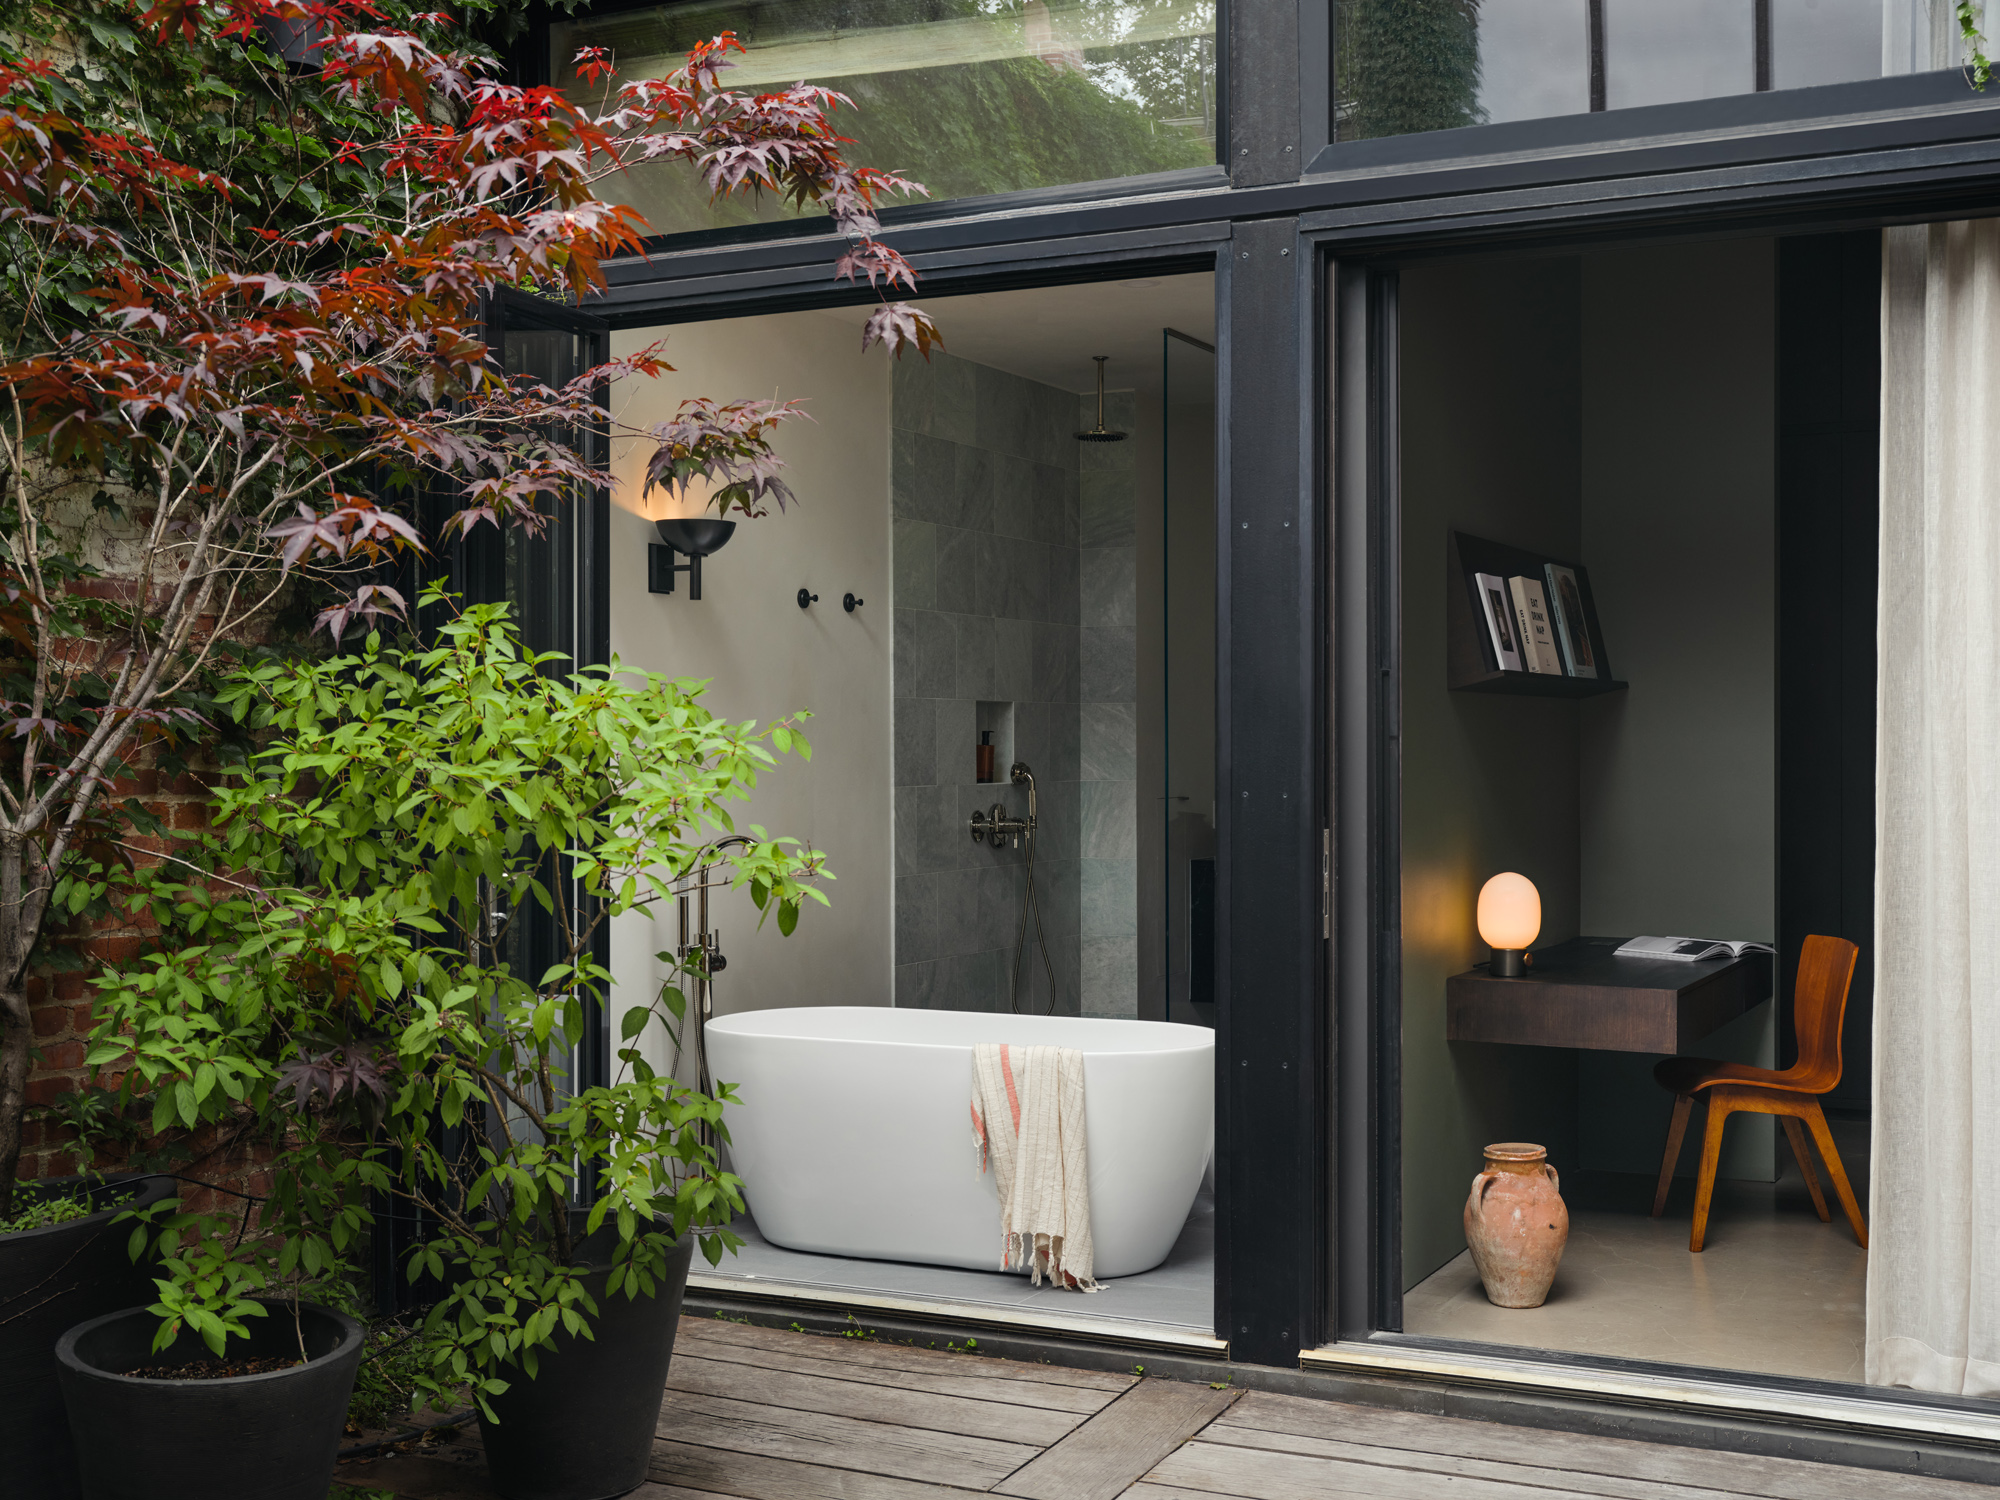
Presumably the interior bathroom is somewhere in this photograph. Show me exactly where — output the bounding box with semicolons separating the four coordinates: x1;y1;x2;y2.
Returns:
598;275;1221;1341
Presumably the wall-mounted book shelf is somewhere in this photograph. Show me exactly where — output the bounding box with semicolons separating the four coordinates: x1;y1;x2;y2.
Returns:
1447;531;1629;699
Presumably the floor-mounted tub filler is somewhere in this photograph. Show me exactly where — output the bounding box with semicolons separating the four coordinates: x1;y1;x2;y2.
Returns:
706;1008;1214;1279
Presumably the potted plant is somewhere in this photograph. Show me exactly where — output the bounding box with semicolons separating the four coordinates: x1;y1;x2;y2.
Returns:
1;1170;177;1499
69;596;825;1500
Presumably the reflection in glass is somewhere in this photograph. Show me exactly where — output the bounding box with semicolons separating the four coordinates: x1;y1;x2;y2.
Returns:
1161;329;1216;1024
553;0;1217;238
1603;0;1751;110
1773;0;1884;90
1476;0;1588;125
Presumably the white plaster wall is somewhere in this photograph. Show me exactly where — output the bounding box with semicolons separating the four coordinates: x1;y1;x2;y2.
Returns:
604;310;893;1079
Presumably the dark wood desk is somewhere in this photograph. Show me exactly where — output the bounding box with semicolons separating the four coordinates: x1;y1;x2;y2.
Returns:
1445;936;1772;1053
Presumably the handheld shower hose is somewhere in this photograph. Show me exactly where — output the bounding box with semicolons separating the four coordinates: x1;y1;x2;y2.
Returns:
1007;762;1058;1016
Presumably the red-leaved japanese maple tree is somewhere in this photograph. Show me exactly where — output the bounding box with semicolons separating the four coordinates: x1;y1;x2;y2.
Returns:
0;0;939;1212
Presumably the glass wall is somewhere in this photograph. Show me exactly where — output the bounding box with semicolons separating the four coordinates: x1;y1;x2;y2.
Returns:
553;0;1219;238
1335;0;1966;143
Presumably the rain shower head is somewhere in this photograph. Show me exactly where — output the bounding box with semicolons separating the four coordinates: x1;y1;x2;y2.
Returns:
1075;355;1128;443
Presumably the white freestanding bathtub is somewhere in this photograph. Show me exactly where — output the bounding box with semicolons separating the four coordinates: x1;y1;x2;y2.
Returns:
705;1008;1214;1279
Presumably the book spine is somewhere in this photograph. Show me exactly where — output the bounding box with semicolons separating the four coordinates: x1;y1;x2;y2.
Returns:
1509;577;1564;675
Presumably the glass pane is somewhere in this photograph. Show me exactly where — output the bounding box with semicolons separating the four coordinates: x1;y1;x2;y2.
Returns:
1602;0;1752;111
1478;0;1589;125
1162;329;1216;1025
553;0;1218;239
1772;0;1883;89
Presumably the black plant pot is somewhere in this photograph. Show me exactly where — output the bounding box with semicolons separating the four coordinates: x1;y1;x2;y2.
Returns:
56;1299;364;1500
0;1173;175;1500
477;1226;697;1500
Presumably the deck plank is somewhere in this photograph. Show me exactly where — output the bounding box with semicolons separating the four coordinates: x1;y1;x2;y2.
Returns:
667;1354;1085;1446
656;1388;1037;1489
682;1316;1136;1394
650;1438;993;1498
676;1323;1117;1414
994;1381;1240;1500
1217;1391;1997;1500
1148;1441;1635;1500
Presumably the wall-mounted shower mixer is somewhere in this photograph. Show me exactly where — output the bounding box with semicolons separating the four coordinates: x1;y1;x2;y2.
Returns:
970;804;1031;848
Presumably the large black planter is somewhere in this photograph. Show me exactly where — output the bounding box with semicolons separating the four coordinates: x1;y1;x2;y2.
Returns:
56;1299;364;1500
0;1173;175;1500
478;1227;696;1500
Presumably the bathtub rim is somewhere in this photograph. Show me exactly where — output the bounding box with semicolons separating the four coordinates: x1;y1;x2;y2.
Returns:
707;1005;1218;1059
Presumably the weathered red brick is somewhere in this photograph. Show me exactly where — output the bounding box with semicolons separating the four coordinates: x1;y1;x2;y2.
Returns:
53;973;86;1002
38;1040;85;1071
83;934;142;965
24;1076;74;1106
30;1005;67;1037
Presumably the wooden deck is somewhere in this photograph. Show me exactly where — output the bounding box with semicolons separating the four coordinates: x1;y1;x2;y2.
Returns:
336;1316;1995;1500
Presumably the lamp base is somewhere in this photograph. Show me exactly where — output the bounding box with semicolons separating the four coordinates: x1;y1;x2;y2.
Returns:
1490;947;1527;978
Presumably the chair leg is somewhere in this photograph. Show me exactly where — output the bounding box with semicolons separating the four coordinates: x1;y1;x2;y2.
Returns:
1803;1102;1869;1249
1690;1095;1733;1253
1781;1115;1830;1222
1653;1093;1693;1218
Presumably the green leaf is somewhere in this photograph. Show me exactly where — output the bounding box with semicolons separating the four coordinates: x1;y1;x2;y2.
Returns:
777;900;798;937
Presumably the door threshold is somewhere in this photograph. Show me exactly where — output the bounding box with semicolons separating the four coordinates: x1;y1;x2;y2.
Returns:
688;1271;1229;1357
1301;1340;2000;1449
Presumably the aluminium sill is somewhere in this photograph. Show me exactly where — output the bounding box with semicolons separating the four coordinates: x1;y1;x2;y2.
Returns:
687;1270;1228;1358
1301;1340;2000;1448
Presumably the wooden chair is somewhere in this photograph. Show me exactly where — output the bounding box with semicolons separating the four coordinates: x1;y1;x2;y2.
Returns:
1650;934;1867;1253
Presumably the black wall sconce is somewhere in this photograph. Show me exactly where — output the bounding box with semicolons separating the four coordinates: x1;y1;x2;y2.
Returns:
649;519;736;600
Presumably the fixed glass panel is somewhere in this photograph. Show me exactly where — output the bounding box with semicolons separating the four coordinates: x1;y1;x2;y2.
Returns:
553;0;1218;238
1334;0;1962;145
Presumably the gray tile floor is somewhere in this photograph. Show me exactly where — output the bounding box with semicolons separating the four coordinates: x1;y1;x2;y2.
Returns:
1404;1114;1872;1383
701;1190;1215;1334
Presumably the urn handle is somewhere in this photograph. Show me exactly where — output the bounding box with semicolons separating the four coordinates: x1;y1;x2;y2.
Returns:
1474;1171;1496;1214
1544;1163;1561;1193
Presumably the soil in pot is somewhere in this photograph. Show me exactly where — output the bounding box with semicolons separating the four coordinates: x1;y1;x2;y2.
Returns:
0;1173;176;1500
56;1298;365;1500
477;1226;696;1500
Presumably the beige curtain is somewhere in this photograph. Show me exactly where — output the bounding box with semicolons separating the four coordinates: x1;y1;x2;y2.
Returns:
1869;221;2000;1395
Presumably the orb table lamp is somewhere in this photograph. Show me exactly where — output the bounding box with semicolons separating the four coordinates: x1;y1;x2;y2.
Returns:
1477;872;1541;978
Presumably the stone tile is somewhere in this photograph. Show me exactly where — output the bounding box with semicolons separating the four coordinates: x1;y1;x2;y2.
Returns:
1045;700;1080;782
1080;547;1136;630
1037;857;1081;937
895;960;937;1009
993;618;1034;702
1081;857;1138;938
1079;471;1136;548
892;350;934;435
1078;391;1137;471
931;353;977;446
894;432;957;524
1032;623;1079;705
935;867;983;957
994;535;1046;621
978;861;1023;953
1046;547;1079;628
893;696;936;787
891;518;935;611
1011;698;1047;779
975;362;1030;459
895;874;938;966
940;948;1006;1013
1082;779;1137;861
1050;931;1084;1017
952;612;994;701
993;465;1035;540
934;696;977;788
953;445;994;533
1032;384;1079;470
1081;626;1137;701
1032;465;1069;546
933;526;982;617
1082;936;1139;1019
1079;700;1137;781
893;783;958;876
960;782;1026;867
894;608;955;699
1036;778;1080;862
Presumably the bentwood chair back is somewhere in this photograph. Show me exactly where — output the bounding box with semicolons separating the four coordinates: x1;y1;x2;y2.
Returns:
1649;934;1866;1252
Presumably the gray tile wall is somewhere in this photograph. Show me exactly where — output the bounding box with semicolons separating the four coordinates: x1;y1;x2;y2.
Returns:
1078;391;1139;1019
892;352;1083;1015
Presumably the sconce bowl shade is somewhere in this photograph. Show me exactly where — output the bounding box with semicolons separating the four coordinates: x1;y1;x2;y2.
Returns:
1476;872;1541;952
654;518;737;557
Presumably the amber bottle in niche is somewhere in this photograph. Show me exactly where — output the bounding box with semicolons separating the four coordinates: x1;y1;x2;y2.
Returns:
1463;1142;1568;1308
976;730;995;783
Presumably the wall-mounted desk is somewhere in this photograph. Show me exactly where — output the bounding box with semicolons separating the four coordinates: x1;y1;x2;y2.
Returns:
1445;936;1772;1053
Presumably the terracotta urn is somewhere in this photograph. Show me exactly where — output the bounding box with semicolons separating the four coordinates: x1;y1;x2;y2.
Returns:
1463;1142;1568;1309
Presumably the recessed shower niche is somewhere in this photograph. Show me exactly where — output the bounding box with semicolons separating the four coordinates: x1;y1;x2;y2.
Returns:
974;701;1015;783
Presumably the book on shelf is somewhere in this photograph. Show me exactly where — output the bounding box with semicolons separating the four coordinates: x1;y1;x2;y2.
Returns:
1507;575;1564;675
1543;562;1598;679
1614;936;1775;963
1473;571;1525;672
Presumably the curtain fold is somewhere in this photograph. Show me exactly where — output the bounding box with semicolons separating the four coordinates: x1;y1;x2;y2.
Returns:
1868;221;2000;1395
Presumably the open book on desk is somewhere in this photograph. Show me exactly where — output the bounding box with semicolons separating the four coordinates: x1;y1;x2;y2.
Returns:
1614;936;1774;963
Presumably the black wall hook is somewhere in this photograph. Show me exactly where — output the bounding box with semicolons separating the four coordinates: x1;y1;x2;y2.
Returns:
797;589;818;610
843;593;864;613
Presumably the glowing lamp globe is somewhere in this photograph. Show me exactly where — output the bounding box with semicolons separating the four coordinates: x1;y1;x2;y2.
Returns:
1477;873;1540;978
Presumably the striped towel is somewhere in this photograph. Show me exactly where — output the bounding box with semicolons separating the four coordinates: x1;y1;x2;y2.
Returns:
970;1042;1099;1291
